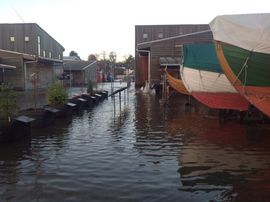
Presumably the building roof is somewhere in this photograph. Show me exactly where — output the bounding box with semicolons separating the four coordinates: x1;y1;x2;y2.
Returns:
137;29;211;47
0;23;65;51
0;64;16;69
0;48;36;60
38;56;63;64
63;56;81;61
63;60;97;71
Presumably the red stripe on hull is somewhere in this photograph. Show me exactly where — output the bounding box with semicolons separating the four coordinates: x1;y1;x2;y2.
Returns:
235;86;270;117
192;92;249;111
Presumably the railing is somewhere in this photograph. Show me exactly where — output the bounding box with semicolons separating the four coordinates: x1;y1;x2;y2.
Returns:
108;87;128;97
109;86;129;118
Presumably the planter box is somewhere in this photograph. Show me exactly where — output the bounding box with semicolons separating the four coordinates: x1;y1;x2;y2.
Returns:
100;91;108;99
46;104;73;118
94;93;102;102
0;116;34;143
19;108;55;128
81;94;94;107
69;97;85;111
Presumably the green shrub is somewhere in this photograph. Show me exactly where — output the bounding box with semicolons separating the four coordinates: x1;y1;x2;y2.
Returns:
47;82;68;106
0;83;18;121
87;80;93;95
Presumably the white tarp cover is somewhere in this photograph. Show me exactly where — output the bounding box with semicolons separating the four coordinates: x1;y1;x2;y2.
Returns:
180;66;237;93
209;13;270;54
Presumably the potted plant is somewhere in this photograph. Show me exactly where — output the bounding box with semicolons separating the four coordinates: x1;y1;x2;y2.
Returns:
47;81;68;106
0;83;18;122
47;81;69;117
0;83;18;141
87;80;93;95
80;80;95;106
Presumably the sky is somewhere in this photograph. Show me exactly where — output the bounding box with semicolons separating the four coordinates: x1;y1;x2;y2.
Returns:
0;0;269;61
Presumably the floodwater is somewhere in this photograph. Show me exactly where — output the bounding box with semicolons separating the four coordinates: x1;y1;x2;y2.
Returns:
1;84;270;202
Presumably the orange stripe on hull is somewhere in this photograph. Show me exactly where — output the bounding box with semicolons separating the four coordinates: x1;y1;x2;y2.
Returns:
215;41;242;86
216;40;270;116
165;69;190;95
235;86;270;117
192;92;249;111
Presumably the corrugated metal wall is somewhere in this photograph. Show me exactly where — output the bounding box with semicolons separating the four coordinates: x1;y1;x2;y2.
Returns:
135;24;213;87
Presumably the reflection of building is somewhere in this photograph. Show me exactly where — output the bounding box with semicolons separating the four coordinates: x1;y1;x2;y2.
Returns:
63;60;97;87
0;23;64;90
135;24;213;88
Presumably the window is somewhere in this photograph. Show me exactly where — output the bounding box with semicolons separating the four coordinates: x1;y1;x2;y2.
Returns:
49;52;52;58
25;36;29;42
43;50;46;57
158;33;163;38
37;36;41;56
143;33;148;39
58;54;61;60
10;36;15;42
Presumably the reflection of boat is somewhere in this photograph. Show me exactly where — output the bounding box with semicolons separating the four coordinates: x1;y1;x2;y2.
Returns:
180;43;249;111
176;114;270;200
210;13;270;116
165;68;190;95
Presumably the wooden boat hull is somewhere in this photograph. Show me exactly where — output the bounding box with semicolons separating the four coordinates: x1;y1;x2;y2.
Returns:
181;66;249;111
216;41;270;116
192;92;249;111
181;43;249;111
210;13;270;116
165;69;189;95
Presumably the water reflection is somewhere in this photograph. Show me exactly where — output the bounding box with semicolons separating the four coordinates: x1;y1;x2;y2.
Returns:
1;86;270;201
0;119;70;201
134;91;270;201
173;111;270;201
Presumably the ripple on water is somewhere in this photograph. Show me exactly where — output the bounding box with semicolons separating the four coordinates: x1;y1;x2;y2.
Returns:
1;88;270;201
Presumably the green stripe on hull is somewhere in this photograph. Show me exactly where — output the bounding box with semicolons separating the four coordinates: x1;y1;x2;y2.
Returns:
183;43;222;73
221;43;270;86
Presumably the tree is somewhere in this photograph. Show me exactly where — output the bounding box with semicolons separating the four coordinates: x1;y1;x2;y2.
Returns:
123;54;135;70
109;51;117;64
100;51;107;61
69;51;81;60
47;82;68;106
99;51;108;74
87;80;93;95
87;54;97;63
94;53;100;61
0;83;18;121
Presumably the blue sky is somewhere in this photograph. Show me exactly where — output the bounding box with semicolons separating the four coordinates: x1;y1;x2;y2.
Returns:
0;0;269;61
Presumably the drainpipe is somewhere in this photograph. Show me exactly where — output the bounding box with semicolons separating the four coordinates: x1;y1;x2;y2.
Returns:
136;49;151;88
